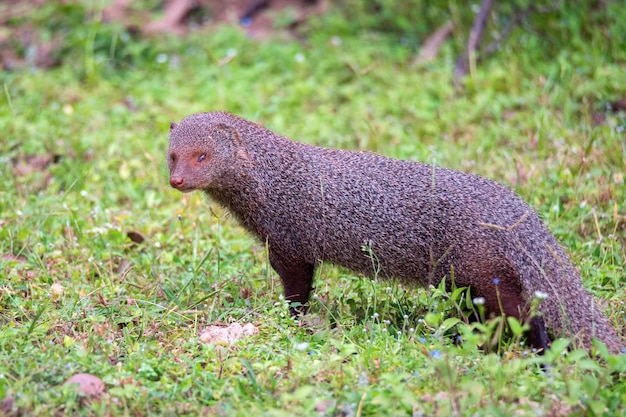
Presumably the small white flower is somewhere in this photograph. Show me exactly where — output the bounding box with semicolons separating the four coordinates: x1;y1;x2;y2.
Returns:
294;342;309;351
534;291;549;300
472;297;486;305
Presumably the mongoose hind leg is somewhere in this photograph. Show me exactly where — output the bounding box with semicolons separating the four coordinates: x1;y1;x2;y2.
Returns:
475;277;550;353
269;251;315;316
457;251;551;352
527;316;550;353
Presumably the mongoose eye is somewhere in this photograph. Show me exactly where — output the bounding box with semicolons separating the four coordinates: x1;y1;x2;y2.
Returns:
198;154;206;163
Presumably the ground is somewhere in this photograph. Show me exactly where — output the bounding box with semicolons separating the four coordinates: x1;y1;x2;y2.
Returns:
1;1;625;415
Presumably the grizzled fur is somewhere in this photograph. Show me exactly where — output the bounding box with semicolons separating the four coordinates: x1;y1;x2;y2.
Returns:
168;111;623;353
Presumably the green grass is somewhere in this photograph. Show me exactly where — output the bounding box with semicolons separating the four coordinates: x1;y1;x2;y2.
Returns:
1;1;625;415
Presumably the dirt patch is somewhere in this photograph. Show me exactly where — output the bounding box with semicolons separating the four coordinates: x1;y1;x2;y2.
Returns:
103;0;327;39
1;0;328;70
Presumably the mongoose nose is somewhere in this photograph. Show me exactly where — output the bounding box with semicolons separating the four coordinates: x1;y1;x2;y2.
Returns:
170;177;184;189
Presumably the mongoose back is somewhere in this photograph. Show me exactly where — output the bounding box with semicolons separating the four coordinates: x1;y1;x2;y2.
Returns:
167;111;623;353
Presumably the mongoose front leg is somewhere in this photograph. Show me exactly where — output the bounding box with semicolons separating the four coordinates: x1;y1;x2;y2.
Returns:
268;251;315;316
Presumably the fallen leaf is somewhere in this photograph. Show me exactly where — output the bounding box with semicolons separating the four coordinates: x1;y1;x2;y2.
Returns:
315;399;335;413
63;373;105;397
102;0;134;22
126;230;145;244
413;21;454;64
144;0;197;35
1;253;27;263
239;287;251;299
12;154;59;177
50;283;64;301
115;258;133;276
0;396;15;414
199;322;259;345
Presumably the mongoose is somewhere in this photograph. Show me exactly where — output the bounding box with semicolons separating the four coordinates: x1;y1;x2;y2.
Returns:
167;111;623;354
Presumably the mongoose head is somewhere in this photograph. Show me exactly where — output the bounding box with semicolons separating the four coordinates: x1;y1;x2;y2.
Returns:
168;113;246;192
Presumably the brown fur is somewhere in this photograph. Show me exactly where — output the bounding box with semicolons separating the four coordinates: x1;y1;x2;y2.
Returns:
168;111;623;353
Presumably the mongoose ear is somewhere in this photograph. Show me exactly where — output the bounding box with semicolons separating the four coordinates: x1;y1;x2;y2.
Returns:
213;123;248;159
170;122;177;131
213;123;242;146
